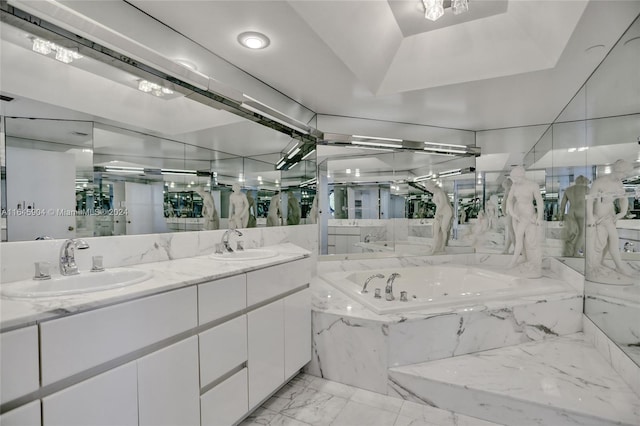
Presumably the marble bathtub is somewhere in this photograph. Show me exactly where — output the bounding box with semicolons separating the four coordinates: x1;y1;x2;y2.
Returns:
307;254;584;394
321;264;569;314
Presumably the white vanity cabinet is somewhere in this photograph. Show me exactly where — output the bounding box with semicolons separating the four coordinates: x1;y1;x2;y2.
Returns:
0;325;39;405
42;362;138;426
1;253;313;426
137;336;200;426
0;401;41;426
246;258;312;409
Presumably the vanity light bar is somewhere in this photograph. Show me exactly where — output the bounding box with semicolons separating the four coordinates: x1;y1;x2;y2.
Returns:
160;169;198;176
301;148;316;161
276;158;287;170
352;135;403;143
351;140;403;149
424;141;467;149
438;169;462;178
300;177;317;187
413;174;434;182
422;146;467;154
241;95;311;135
287;146;301;159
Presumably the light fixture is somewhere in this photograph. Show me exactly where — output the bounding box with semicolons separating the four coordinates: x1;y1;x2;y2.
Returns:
31;37;83;63
138;80;174;97
355;169;361;177
352;140;403;149
301;148;316;161
578;146;589;152
346;168;352;174
161;168;197;176
237;31;270;50
568;148;577;153
413;174;434;182
242;95;310;134
419;0;469;22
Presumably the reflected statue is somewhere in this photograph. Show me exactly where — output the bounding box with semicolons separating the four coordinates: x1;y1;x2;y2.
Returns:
246;191;257;228
424;181;453;254
470;195;500;249
267;192;282;227
501;178;515;254
506;166;543;277
559;175;589;257
286;191;301;225
309;196;319;224
228;183;249;229
485;194;499;231
194;187;220;231
586;159;634;283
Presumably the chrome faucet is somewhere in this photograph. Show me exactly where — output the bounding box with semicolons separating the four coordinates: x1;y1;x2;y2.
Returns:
361;273;384;293
385;273;401;301
59;238;90;276
222;228;243;252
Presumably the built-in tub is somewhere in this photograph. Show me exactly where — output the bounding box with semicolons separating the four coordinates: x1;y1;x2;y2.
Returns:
321;265;571;314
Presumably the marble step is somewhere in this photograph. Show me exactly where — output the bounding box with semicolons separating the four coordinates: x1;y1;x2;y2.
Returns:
388;333;640;426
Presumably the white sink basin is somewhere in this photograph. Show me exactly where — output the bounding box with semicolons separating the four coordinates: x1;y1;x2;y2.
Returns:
1;268;152;299
211;249;278;261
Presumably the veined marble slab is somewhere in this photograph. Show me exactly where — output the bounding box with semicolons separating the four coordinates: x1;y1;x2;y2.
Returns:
389;333;640;426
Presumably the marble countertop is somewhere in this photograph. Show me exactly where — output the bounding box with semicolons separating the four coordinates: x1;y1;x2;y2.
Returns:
0;243;310;332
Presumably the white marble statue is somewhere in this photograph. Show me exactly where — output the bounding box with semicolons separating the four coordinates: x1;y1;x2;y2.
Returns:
246;191;257;228
286;191;301;225
501;178;515;254
228;183;249;229
424;181;453;254
559;175;589;257
194;187;220;230
506;166;543;277
586;159;634;283
309;196;319;224
267;192;282;227
485;194;499;231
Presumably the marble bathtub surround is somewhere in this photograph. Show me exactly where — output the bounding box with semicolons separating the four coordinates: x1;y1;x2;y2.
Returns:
586;159;635;284
309;253;583;394
505;166;544;278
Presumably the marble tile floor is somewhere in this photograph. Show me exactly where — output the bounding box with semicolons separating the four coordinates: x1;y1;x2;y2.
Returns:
239;373;504;426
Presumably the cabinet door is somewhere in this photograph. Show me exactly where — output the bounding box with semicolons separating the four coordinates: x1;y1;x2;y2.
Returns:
42;362;137;426
284;289;311;378
247;299;284;409
0;401;41;426
0;326;39;404
137;336;200;426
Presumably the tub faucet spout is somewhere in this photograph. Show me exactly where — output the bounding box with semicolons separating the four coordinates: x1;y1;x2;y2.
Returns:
385;273;401;301
361;273;384;293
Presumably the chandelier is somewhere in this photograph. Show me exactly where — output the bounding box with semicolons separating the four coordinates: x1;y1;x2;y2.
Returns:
419;0;469;22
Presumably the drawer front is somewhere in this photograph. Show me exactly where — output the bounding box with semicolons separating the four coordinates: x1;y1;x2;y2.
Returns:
198;274;246;325
40;286;197;385
199;315;247;387
200;368;248;426
0;326;39;404
246;257;312;306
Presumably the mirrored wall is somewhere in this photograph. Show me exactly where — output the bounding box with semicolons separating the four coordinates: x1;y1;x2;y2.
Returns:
0;16;317;242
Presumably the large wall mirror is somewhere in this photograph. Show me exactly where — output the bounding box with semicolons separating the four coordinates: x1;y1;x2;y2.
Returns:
0;14;317;242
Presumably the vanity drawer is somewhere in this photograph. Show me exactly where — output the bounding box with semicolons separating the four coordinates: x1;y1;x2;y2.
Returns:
0;325;39;404
198;274;246;325
199;315;247;387
246;257;312;306
200;368;248;426
40;286;197;385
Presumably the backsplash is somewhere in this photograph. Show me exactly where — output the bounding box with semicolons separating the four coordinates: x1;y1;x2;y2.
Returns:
0;225;318;283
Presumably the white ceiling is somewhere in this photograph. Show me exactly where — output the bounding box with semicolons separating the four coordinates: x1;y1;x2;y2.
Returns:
125;0;639;130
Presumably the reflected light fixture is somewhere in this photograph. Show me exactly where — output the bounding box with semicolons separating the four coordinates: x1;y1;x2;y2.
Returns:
138;80;174;97
31;37;83;63
238;31;270;49
419;0;469;22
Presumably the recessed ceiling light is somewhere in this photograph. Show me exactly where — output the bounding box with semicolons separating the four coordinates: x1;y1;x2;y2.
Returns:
238;31;270;50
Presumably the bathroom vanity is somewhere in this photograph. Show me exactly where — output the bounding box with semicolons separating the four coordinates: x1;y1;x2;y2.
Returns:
0;244;312;426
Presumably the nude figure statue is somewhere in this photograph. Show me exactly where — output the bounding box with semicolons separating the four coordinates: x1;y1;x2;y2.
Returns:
286;191;301;225
424;180;453;254
267;192;282;227
506;166;544;277
194;187;220;231
501;178;515;254
309;196;319;224
586;159;634;283
228;183;249;229
559;175;589;257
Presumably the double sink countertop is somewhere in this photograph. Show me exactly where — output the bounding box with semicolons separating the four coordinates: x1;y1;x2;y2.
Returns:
0;243;311;332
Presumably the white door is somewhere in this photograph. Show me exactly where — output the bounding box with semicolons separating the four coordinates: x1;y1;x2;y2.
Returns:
124;182;165;235
6;147;76;241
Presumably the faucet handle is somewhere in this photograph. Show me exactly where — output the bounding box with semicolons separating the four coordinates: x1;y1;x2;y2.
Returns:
33;262;51;281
